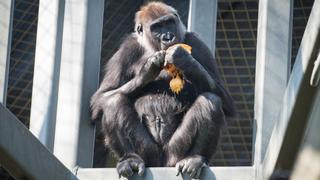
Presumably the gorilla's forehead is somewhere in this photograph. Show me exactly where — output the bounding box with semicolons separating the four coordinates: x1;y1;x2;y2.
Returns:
135;2;177;24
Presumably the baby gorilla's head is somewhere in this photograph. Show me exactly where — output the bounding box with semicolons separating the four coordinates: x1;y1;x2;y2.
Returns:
135;94;185;144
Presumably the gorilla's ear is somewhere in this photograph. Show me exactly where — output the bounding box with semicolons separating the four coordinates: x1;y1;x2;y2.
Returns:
136;24;143;35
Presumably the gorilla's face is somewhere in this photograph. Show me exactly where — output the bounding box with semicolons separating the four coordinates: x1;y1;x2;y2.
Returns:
137;13;185;51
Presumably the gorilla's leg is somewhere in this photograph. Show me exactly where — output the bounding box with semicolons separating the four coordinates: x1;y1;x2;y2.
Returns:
100;93;159;177
167;92;225;178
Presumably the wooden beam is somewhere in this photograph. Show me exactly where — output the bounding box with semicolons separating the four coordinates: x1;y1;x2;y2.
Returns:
0;104;76;180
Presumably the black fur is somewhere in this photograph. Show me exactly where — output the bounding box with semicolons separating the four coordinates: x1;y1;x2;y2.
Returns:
91;2;235;179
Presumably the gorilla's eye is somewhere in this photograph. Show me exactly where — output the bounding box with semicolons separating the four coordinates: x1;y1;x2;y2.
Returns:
150;23;162;32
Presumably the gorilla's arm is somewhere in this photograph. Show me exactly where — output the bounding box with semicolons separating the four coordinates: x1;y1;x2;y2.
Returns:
91;35;165;119
165;32;235;116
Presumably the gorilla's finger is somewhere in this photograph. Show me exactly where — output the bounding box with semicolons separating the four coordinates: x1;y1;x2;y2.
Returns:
129;161;138;170
175;162;183;176
194;168;202;179
182;164;188;174
187;166;193;175
138;163;145;176
190;169;196;179
122;167;133;178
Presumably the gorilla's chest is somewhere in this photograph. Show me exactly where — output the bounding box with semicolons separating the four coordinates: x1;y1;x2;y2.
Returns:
138;70;197;102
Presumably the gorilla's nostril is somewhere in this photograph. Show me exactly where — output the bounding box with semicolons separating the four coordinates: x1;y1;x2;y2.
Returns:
162;32;175;42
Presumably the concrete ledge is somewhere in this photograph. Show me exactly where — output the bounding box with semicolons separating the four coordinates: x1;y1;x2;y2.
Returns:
76;166;254;180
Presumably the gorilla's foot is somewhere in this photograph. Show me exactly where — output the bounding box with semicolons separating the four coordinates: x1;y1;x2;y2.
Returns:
175;155;207;179
116;153;145;178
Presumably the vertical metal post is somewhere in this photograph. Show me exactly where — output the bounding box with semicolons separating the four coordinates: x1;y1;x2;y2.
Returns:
254;0;293;177
53;0;104;169
188;0;217;54
0;0;14;105
29;0;65;151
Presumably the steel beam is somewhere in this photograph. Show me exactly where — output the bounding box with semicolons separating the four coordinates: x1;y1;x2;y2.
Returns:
254;0;293;177
0;104;76;180
76;167;254;180
188;0;217;54
262;0;320;178
291;83;320;180
53;0;104;169
29;0;65;151
0;0;14;105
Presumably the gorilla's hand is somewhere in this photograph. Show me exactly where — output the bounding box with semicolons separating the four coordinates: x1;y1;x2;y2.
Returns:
139;50;165;84
164;45;194;70
176;155;207;179
116;153;145;178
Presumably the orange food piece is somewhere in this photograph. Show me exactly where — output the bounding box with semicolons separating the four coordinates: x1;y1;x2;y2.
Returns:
167;43;192;54
164;43;192;94
169;74;184;94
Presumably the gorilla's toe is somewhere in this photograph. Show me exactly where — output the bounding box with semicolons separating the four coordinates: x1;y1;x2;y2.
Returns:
176;155;207;179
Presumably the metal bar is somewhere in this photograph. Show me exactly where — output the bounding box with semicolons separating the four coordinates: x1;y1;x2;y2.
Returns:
29;0;65;151
188;0;217;54
262;0;320;178
253;0;293;177
0;0;14;105
0;104;76;180
76;167;255;180
53;0;104;169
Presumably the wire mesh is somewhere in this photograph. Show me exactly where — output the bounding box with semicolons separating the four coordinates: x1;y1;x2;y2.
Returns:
6;0;39;127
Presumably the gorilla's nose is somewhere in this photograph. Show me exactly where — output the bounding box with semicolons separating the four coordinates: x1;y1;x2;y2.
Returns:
161;32;175;43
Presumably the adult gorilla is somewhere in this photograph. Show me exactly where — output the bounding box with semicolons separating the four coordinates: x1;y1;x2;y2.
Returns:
91;2;235;179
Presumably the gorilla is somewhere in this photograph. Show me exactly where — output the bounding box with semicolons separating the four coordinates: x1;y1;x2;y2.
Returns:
91;2;235;179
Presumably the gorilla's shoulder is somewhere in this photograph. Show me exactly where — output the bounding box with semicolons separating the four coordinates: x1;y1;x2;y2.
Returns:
185;31;199;38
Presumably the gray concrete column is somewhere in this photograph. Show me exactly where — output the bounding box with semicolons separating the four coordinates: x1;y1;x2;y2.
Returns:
0;0;14;105
254;0;293;173
53;0;104;169
30;0;65;151
188;0;217;54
